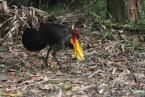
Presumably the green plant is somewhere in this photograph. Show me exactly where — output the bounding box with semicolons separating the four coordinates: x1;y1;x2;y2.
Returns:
38;2;65;15
122;42;144;51
101;31;113;40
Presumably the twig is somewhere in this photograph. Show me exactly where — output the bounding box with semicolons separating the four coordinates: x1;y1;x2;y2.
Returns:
29;7;48;16
8;78;76;91
88;69;102;78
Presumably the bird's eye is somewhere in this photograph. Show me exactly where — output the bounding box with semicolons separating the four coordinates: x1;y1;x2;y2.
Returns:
77;35;80;39
65;28;69;33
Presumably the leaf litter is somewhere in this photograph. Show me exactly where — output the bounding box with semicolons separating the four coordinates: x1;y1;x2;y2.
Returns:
0;30;145;97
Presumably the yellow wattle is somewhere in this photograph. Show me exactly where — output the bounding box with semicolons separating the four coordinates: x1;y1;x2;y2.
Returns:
71;38;84;60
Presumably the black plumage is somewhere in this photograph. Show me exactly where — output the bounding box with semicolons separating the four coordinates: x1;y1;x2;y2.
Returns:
22;23;76;70
22;28;47;51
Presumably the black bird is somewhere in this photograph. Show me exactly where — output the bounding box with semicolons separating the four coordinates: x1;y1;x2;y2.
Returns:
22;23;84;70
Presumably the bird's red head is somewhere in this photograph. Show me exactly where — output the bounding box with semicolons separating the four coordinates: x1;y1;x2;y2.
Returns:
72;27;80;44
71;27;84;60
73;27;80;36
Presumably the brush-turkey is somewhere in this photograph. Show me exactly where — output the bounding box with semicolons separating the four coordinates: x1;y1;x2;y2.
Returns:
22;23;84;70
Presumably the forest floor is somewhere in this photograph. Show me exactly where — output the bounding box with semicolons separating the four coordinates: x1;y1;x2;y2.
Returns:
0;29;145;97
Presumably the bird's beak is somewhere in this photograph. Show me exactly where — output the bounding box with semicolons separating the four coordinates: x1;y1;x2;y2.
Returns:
71;38;84;60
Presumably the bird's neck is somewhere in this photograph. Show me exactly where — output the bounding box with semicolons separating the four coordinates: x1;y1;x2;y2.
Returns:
71;34;77;43
64;34;72;42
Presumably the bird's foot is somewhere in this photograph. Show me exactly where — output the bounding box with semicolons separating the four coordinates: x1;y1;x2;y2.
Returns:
46;64;53;71
57;63;64;72
58;64;71;72
41;62;52;71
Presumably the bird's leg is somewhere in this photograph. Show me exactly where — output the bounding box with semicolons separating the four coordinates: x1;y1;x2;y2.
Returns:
61;41;65;48
52;50;63;71
44;47;52;70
